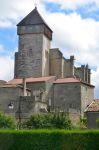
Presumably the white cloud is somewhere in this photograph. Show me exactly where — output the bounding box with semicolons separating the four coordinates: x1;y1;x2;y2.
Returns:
44;12;99;66
0;0;33;20
0;0;44;28
41;0;99;10
92;68;99;98
0;19;13;28
0;56;14;81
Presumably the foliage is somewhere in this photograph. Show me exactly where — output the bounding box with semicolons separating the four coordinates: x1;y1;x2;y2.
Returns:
0;130;99;150
96;118;99;128
21;112;72;129
77;115;87;129
0;112;16;129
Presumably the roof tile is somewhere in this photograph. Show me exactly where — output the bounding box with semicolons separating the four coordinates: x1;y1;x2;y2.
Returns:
85;100;99;112
7;76;56;85
54;77;80;84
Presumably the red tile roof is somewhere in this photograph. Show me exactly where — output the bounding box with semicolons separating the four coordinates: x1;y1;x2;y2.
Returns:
7;76;56;85
0;84;22;88
54;77;94;87
54;77;80;84
85;100;99;112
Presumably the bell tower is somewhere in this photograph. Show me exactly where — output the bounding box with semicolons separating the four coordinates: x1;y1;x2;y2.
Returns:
14;7;52;78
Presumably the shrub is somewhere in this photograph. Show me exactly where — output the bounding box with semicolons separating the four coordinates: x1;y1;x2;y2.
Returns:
21;112;72;129
96;118;99;128
0;112;16;129
77;116;87;129
0;130;99;150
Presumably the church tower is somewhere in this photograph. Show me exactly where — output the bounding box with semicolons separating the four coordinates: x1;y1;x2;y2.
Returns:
14;7;52;78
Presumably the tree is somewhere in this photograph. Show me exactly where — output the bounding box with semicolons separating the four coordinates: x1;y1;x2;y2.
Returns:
0;112;16;129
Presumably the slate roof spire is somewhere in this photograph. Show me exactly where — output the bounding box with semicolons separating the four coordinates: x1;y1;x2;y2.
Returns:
17;7;52;32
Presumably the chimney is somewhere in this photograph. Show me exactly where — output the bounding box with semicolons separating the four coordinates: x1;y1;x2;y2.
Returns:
23;78;27;96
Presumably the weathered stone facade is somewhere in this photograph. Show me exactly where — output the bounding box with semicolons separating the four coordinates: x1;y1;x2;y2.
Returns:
53;79;94;114
14;8;52;78
0;7;95;125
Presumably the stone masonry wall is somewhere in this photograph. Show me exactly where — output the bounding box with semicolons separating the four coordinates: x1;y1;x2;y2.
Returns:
49;48;63;78
81;84;94;114
15;24;51;78
0;87;23;116
53;83;81;111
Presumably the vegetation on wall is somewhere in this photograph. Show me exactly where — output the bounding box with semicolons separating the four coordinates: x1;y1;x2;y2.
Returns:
0;112;16;129
96;118;99;128
77;116;87;129
21;112;72;129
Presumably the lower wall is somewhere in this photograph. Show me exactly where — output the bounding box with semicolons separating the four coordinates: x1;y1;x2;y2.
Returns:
86;112;99;129
69;112;80;126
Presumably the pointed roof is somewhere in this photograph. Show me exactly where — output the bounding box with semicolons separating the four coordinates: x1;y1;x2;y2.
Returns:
17;7;52;32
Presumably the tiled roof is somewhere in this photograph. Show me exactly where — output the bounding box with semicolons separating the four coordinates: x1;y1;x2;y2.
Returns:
0;84;22;88
54;77;80;84
85;100;99;112
54;77;94;87
7;76;56;85
17;7;52;32
0;84;31;92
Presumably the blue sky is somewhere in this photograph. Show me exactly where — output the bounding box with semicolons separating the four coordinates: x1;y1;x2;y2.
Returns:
0;0;99;98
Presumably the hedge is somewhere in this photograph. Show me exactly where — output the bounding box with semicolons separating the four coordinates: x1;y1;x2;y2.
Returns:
0;130;99;150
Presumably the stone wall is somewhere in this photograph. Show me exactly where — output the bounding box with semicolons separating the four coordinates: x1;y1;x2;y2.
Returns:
81;84;94;114
42;35;51;76
85;112;99;129
0;87;23;115
16;96;47;120
15;24;51;78
53;82;94;115
49;50;75;78
26;77;55;104
50;48;63;78
53;82;81;111
75;65;91;84
64;56;74;77
26;82;45;104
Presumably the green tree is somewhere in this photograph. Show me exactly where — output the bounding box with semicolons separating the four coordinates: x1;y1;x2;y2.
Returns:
0;112;16;129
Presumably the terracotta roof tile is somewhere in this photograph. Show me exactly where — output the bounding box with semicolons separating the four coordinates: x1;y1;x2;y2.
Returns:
54;77;94;87
85;100;99;112
0;84;22;88
7;76;56;85
54;77;80;84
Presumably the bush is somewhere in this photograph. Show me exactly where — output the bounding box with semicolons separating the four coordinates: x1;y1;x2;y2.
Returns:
77;116;87;129
21;112;72;129
0;130;99;150
0;112;16;129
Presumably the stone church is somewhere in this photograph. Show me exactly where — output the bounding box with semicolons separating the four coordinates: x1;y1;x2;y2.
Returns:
0;7;94;123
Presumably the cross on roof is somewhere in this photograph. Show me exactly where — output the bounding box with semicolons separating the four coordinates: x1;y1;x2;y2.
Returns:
34;0;37;9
